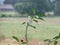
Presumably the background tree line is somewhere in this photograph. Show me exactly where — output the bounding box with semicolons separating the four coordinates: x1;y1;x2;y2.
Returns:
4;0;54;15
4;0;60;16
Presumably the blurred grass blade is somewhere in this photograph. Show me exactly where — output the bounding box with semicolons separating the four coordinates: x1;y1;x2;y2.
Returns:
33;19;38;23
22;42;27;44
59;32;60;37
29;24;36;29
54;41;57;45
34;16;44;21
38;17;44;21
44;39;50;42
22;22;26;24
53;36;59;40
12;36;19;42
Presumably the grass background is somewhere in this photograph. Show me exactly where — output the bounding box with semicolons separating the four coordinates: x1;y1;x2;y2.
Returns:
0;17;60;41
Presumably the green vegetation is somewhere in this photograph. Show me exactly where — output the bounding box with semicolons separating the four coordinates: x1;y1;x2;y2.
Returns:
12;8;45;45
0;17;60;40
44;32;60;45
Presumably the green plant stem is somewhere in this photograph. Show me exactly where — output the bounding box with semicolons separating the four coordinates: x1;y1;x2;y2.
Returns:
25;22;29;45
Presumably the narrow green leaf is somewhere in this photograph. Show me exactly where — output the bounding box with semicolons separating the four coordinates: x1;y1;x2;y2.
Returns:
38;17;44;21
53;36;59;40
34;16;44;21
12;36;19;42
29;25;36;29
44;39;50;42
22;42;27;44
59;32;60;37
22;22;26;24
33;19;38;23
54;41;58;45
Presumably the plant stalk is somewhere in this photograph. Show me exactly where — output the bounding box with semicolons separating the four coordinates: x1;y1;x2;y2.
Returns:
25;22;29;45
